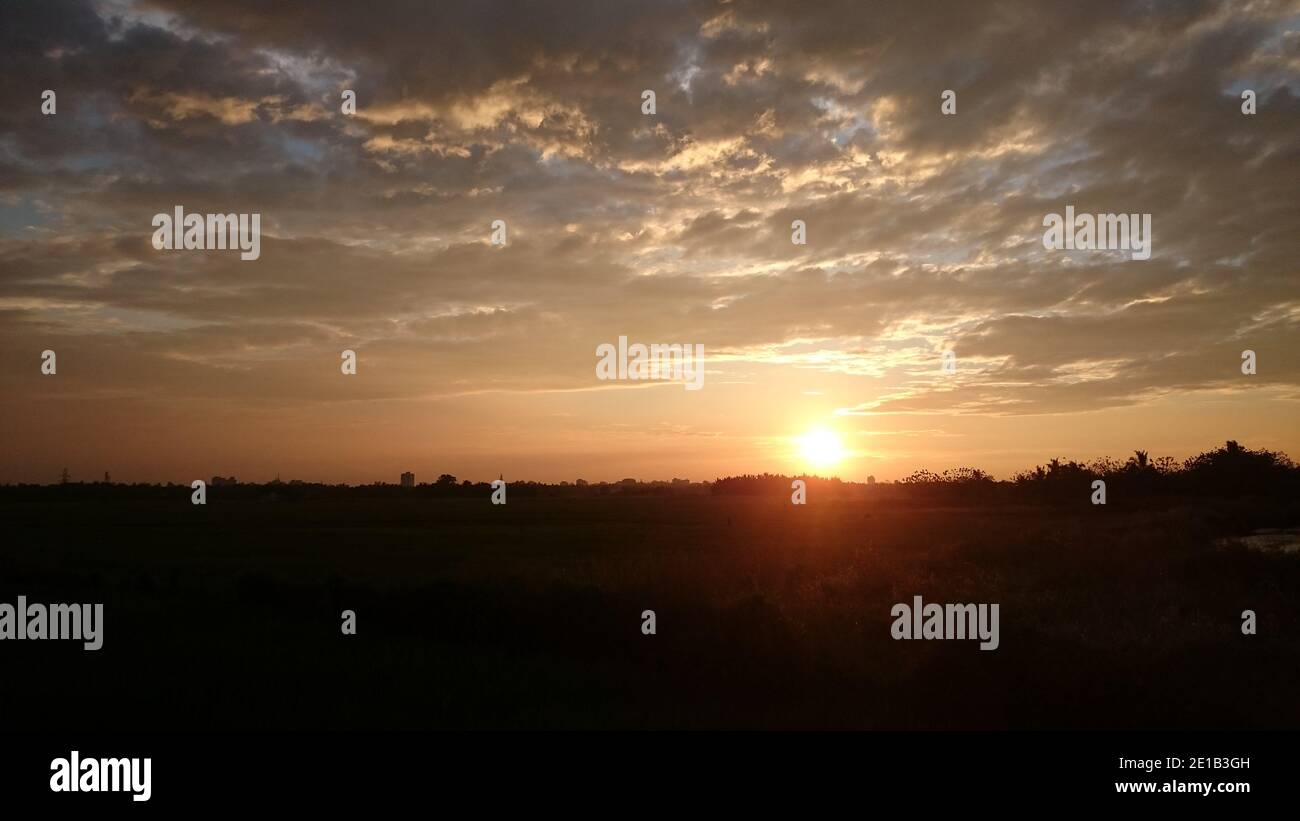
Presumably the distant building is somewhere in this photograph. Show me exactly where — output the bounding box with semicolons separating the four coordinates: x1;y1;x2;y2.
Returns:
211;475;237;486
400;471;415;488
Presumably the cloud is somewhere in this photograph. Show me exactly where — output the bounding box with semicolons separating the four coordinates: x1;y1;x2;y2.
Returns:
0;0;1296;480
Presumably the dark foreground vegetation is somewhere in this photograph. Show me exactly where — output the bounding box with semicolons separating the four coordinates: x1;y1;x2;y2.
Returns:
1;441;1297;730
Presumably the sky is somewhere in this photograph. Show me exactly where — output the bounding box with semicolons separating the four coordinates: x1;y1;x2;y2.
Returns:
1;0;1297;485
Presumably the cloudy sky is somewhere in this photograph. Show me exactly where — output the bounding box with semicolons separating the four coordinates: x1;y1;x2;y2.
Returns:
1;0;1297;484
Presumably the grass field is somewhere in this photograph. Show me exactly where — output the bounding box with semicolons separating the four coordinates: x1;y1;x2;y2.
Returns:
2;495;1298;730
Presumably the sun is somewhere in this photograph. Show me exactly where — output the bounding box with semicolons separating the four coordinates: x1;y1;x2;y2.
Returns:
797;428;847;470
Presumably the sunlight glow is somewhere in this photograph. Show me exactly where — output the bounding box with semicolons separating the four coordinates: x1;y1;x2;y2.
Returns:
797;428;846;470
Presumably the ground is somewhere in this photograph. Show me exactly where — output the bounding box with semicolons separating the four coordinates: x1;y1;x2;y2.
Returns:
2;495;1297;730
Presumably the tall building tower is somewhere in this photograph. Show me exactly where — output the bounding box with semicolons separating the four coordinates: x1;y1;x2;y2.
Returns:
400;471;415;488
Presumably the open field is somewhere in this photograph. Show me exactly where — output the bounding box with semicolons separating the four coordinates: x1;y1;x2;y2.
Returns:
2;495;1298;730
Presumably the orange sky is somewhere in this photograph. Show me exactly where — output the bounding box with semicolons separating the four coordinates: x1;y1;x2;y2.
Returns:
1;0;1297;484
